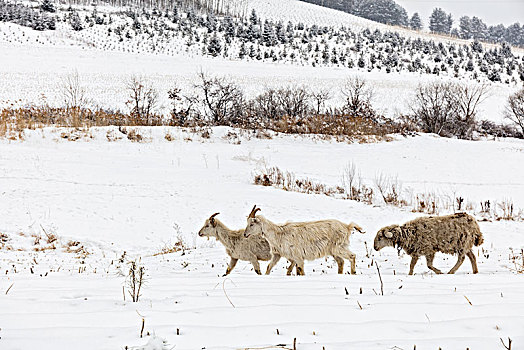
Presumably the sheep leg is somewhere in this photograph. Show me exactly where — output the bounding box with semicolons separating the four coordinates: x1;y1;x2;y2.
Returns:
333;248;356;274
425;254;443;274
408;255;419;275
295;260;306;276
225;257;238;276
286;261;296;276
265;253;281;275
466;250;479;274
448;253;465;274
333;256;345;274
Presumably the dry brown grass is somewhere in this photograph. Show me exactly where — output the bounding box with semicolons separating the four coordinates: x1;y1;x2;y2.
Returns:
509;248;524;274
254;166;343;198
63;240;90;259
0;104;399;141
153;236;188;256
255;164;523;221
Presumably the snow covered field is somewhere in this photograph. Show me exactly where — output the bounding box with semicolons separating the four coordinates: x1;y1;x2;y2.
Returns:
1;128;523;349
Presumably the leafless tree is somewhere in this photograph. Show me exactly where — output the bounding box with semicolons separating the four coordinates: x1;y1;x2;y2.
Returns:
168;84;198;125
276;86;311;118
451;82;490;139
505;88;524;136
341;76;374;116
411;81;490;139
311;88;331;114
125;75;158;124
251;88;281;121
195;71;244;124
410;81;457;136
60;71;89;110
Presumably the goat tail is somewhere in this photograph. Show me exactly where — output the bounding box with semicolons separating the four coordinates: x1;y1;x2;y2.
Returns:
348;222;365;234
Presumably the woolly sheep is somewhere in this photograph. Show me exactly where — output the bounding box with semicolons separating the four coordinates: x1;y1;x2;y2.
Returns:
373;212;484;275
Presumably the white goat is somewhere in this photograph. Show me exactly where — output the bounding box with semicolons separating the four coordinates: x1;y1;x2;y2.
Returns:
198;212;295;275
244;206;364;275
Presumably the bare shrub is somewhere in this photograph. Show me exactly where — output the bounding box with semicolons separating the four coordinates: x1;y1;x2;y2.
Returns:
153;237;187;256
410;81;457;136
164;131;174;141
253;166;342;196
127;260;146;302
374;172;403;205
311;88;331;114
60;71;89;111
276;86;311;119
40;225;57;244
410;81;489;139
496;198;521;220
342;161;373;203
504;88;524;137
126;75;159;125
452;82;490;139
168;85;198;126
195;71;244;124
412;192;440;214
509;248;524;274
477;119;521;138
127;128;143;142
341;76;375;117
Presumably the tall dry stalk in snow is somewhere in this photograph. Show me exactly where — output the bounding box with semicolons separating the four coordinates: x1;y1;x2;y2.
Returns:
127;260;146;302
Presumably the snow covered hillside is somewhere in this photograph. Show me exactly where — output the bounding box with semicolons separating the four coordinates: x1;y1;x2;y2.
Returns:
1;0;523;123
1;128;523;349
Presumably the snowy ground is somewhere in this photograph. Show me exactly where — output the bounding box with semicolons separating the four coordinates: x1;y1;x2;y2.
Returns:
1;127;523;349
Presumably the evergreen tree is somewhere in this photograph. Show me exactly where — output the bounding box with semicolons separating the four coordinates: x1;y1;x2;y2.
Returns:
238;42;246;59
471;40;483;53
70;11;83;31
41;0;55;13
429;8;449;34
410;12;422;31
470;16;487;40
487;24;503;43
249;9;257;25
459;16;472;39
505;23;522;47
445;14;453;34
207;34;221;57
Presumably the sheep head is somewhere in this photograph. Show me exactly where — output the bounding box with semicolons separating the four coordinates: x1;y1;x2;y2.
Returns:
374;225;401;251
244;205;263;238
198;213;220;238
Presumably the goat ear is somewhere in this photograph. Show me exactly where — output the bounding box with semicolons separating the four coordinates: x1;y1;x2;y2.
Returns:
209;213;219;227
384;230;393;238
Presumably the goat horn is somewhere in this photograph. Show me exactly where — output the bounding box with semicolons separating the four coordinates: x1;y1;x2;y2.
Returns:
210;212;220;219
248;205;261;219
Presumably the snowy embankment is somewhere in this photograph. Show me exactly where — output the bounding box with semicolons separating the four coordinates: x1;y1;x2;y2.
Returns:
0;128;523;349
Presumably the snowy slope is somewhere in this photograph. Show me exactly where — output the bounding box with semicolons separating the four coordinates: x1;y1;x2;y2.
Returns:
249;0;524;52
1;128;523;349
0;40;518;123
